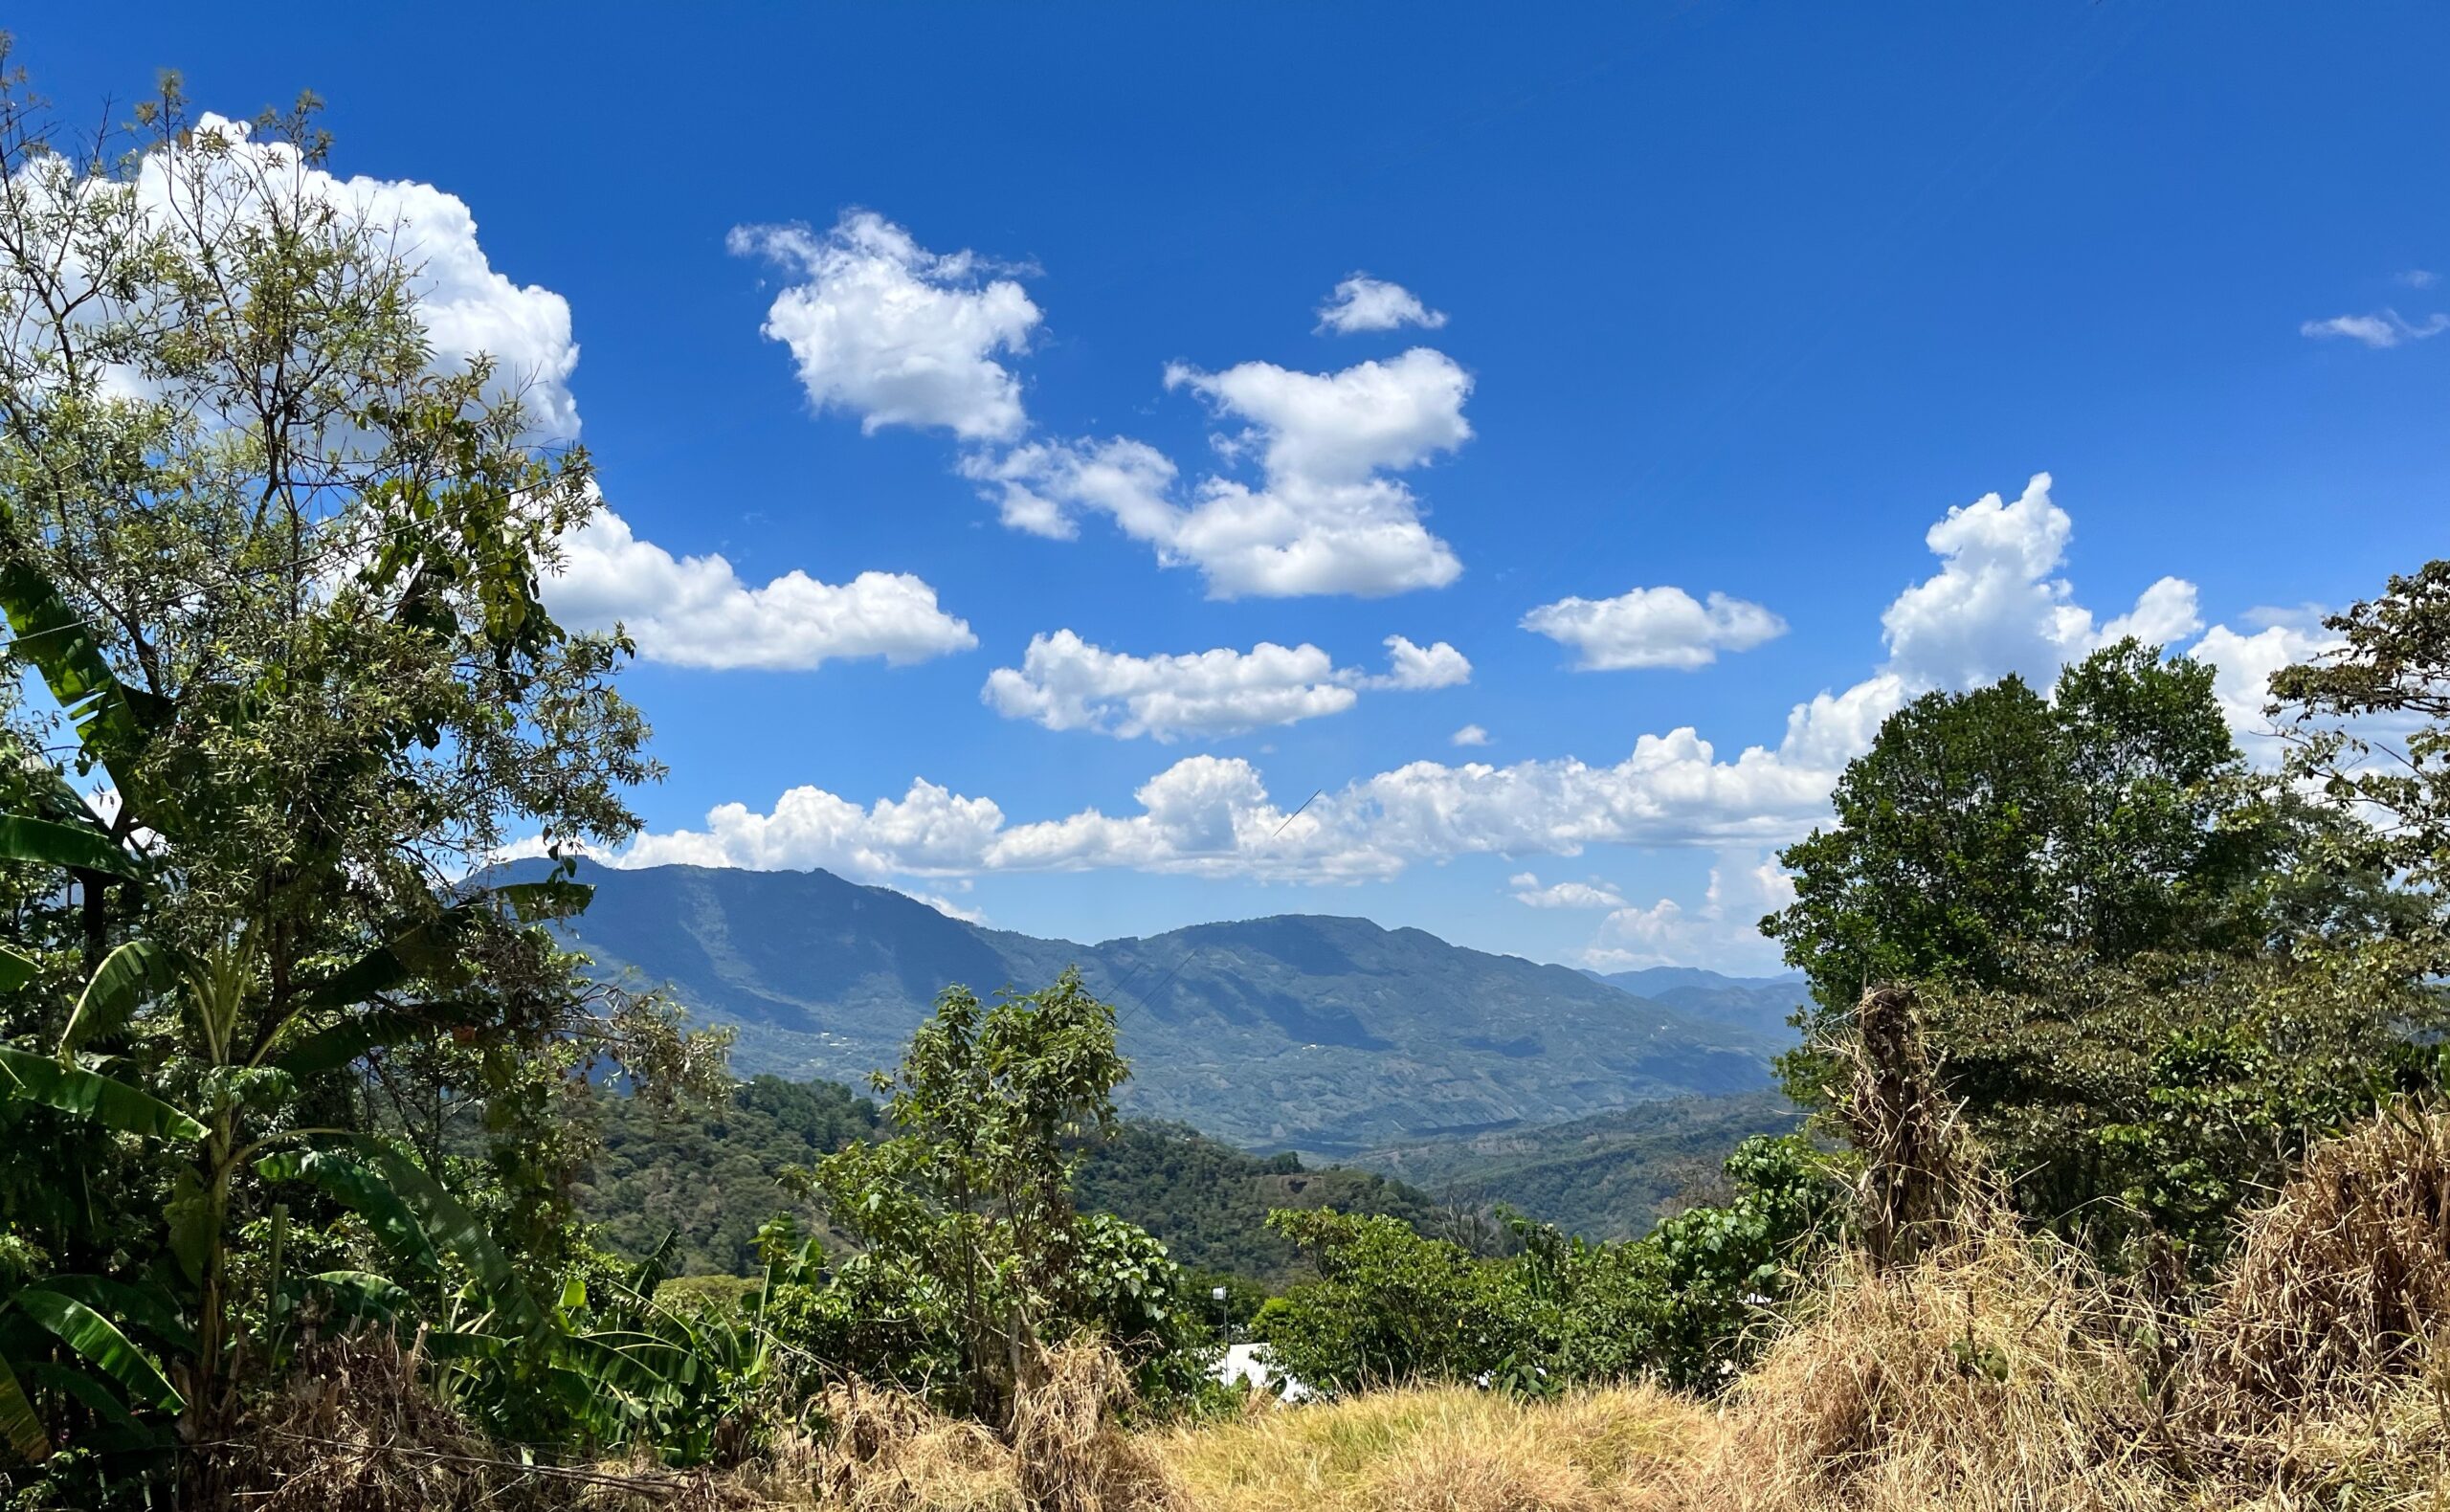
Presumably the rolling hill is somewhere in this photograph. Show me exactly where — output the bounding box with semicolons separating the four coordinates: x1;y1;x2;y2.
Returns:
520;860;1781;1152
1348;1089;1806;1239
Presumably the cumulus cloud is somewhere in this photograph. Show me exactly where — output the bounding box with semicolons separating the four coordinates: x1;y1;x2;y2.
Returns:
1581;851;1796;974
546;508;977;671
607;472;2290;889
729;211;1040;440
11;113;583;443
1879;473;2199;688
17;119;979;681
1375;635;1473;690
1315;274;1448;334
1522;587;1787;671
2191;619;2337;738
1451;723;1492;747
1509;873;1627;909
610;723;1838;884
2300;309;2450;348
969;348;1471;598
981;630;1468;741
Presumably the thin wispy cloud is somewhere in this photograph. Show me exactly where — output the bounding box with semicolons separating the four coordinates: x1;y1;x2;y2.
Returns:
2300;308;2450;348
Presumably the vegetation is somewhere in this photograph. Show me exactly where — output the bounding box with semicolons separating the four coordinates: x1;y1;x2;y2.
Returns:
1350;1090;1803;1240
1766;636;2443;1266
1254;1132;1840;1396
7;51;2450;1512
582;1076;1448;1284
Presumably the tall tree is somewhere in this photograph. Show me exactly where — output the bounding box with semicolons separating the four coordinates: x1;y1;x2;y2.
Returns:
0;64;719;1493
1762;639;2428;1258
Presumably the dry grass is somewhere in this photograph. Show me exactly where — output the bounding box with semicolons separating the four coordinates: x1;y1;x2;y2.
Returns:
226;1331;747;1512
1151;1383;1711;1512
1696;1218;2173;1512
2172;1104;2450;1502
734;1343;1190;1512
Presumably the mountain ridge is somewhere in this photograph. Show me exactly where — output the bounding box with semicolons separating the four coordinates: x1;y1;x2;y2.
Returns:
521;860;1781;1153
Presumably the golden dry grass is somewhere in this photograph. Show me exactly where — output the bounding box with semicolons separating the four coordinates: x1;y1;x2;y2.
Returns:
1150;1382;1712;1512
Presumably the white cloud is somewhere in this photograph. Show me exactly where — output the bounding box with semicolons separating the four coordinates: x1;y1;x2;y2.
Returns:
612;472;2284;891
729;211;1040;441
611;724;1838;884
10;113;583;444
961;437;1179;543
2189;620;2335;738
1374;635;1473;690
971;348;1471;598
1508;873;1627;909
1582;851;1795;974
546;507;977;671
1522;587;1787;671
1451;723;1492;747
1315;274;1448;335
980;630;1467;741
1878;473;2196;689
894;888;986;924
2300;309;2450;348
17;118;984;684
2397;270;2438;289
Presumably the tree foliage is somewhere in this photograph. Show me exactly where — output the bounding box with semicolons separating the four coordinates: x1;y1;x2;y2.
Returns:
1255;1134;1841;1396
782;970;1214;1423
1766;634;2440;1265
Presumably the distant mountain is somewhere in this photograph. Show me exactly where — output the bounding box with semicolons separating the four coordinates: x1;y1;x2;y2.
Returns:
1583;967;1810;1043
517;861;1781;1153
1348;1089;1805;1240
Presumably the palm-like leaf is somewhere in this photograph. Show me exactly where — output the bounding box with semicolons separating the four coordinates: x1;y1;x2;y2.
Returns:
0;1047;204;1141
0;815;141;879
10;1290;183;1412
57;940;181;1056
255;1150;441;1277
0;1350;48;1464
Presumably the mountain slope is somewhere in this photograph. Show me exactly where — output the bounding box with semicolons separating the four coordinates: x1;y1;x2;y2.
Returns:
1585;967;1810;1043
1348;1090;1805;1239
525;860;1781;1152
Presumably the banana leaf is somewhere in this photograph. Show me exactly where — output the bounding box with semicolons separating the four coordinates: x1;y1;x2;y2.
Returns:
9;1290;182;1412
0;1048;204;1141
0;815;141;879
58;940;181;1056
255;1149;441;1278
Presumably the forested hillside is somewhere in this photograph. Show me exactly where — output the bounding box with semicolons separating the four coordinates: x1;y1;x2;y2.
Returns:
1349;1090;1804;1237
582;1076;1451;1282
532;860;1782;1150
1585;967;1810;1043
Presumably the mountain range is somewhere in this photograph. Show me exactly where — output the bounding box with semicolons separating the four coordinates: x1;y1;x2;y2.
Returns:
1582;967;1811;1042
520;861;1785;1153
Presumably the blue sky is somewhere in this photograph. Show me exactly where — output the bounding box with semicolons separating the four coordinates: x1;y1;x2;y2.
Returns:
27;3;2450;971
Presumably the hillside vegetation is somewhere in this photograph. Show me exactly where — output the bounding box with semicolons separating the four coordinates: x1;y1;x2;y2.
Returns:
581;1075;1452;1283
1350;1090;1803;1238
9;64;2450;1512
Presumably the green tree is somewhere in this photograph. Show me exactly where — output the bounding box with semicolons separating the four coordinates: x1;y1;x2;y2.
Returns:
0;65;722;1496
1764;636;2432;1259
786;969;1213;1425
2269;558;2450;965
1765;641;2255;1039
